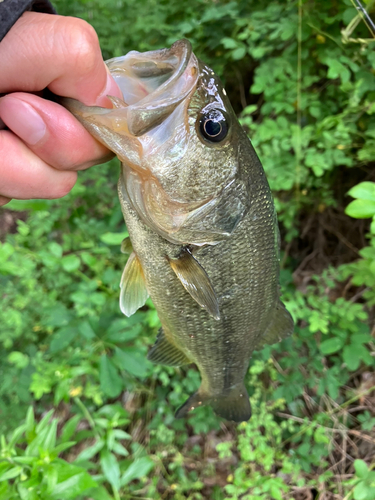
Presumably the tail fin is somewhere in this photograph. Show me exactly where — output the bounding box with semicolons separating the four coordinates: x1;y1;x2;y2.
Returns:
175;383;251;423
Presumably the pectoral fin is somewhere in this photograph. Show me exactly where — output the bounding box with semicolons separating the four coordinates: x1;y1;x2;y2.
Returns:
169;250;220;320
147;328;190;366
255;301;294;349
119;252;149;317
120;236;133;255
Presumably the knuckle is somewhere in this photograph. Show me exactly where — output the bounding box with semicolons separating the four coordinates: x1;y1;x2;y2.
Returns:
58;17;100;75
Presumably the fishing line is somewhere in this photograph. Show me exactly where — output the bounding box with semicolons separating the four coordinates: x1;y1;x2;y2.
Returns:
295;0;302;201
351;0;375;38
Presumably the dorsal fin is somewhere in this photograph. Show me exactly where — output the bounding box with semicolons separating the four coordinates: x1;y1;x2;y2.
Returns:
168;249;220;320
119;252;149;317
147;328;190;366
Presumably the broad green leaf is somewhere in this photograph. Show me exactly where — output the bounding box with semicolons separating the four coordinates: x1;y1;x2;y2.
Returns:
35;409;54;433
43;418;58;450
99;355;123;398
343;344;372;371
353;482;372;500
100;449;121;491
113;347;150;378
53;441;76;455
46;467;58;495
60;415;81;443
79;321;97;339
48;242;63;258
9;424;26;448
0;467;22;482
100;232;129;245
84;486;113;500
50;327;76;353
7;351;29;369
121;457;154;486
50;471;97;499
75;439;105;462
61;254;81;272
345;199;375;219
319;337;344;355
232;46;246;60
221;37;237;49
348;182;375;201
354;460;369;480
112;429;131;440
111;441;129;457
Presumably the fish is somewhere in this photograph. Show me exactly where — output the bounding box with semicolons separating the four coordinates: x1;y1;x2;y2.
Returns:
62;39;293;422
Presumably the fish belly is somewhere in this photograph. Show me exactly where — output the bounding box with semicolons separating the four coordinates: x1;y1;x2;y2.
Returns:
119;175;279;397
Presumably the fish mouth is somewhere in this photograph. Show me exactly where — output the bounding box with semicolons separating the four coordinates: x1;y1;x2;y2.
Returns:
107;39;197;136
63;39;199;174
63;41;243;245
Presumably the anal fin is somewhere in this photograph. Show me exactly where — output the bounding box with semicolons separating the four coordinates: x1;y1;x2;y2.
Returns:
256;301;294;350
119;252;149;317
169;249;220;320
148;328;190;366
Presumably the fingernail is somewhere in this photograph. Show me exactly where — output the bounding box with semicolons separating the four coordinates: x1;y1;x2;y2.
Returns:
0;97;46;145
96;68;123;108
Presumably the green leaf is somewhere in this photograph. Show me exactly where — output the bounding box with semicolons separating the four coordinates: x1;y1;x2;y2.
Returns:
221;37;237;49
100;232;129;245
48;242;63;258
111;441;129;457
50;327;76;353
343;344;372;371
84;485;113;500
345;200;375;219
121;457;154;486
7;351;29;369
0;467;22;481
76;439;105;462
100;449;121;491
60;415;81;443
50;471;97;499
61;254;81;272
53;441;76;455
43;418;58;450
35;409;54;433
348;182;375;201
319;337;344;355
113;348;150;378
232;47;246;60
9;424;26;448
353;482;371;500
99;355;123;398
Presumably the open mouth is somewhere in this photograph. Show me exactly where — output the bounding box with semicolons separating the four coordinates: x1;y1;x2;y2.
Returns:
104;39;198;136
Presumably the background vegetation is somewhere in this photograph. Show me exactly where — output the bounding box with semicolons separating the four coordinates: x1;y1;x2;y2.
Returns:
1;0;375;498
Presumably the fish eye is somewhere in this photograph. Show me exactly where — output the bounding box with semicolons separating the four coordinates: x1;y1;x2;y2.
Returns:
198;109;229;143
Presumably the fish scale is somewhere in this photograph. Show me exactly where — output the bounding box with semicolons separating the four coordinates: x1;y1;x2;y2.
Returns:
62;39;293;422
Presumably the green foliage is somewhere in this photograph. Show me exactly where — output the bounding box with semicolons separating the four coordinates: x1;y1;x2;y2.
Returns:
342;180;375;304
1;0;375;498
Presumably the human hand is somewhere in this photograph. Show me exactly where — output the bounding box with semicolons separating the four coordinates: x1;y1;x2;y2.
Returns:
0;12;122;206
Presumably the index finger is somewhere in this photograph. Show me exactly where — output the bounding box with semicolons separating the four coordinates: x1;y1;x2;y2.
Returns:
0;12;122;106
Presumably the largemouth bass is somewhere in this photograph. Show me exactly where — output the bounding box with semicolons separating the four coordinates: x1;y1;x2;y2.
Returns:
63;39;293;422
